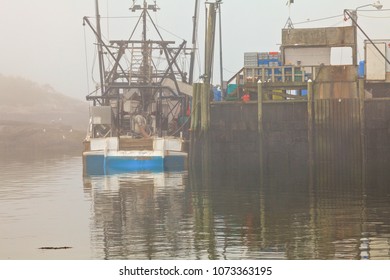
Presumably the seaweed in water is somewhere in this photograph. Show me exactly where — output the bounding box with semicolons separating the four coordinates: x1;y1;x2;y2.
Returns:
38;246;72;250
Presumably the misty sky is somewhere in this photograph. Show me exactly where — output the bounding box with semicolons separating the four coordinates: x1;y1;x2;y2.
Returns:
0;0;389;100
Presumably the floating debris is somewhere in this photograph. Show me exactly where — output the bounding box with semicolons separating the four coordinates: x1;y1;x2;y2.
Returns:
38;246;72;250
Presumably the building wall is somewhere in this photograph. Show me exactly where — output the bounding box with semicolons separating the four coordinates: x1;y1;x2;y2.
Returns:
314;66;358;99
282;26;356;48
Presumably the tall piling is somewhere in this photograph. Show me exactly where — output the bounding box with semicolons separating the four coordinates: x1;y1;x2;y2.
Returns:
201;2;214;135
190;2;215;172
257;80;264;175
201;83;210;134
307;79;314;173
358;78;366;183
191;83;200;133
190;83;201;167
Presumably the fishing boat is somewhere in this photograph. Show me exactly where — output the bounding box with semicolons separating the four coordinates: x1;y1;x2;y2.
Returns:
82;0;193;175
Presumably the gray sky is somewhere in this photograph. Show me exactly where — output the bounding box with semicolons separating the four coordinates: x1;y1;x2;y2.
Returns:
0;0;389;100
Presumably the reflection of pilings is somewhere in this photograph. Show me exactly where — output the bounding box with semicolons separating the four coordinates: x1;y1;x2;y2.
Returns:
189;145;214;259
258;154;266;248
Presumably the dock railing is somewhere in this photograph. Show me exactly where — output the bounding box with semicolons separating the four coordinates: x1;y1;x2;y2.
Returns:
226;65;319;100
245;65;317;83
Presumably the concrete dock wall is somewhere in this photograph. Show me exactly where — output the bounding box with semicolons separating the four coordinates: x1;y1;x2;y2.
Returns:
208;99;390;175
209;101;308;172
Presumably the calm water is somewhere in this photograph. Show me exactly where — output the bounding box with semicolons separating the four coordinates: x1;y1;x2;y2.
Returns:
1;155;390;259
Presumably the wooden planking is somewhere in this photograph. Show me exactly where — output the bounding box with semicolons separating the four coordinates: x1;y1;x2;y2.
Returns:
119;137;154;151
314;99;362;187
207;94;378;188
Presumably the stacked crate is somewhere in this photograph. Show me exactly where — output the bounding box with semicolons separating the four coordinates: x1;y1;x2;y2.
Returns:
244;52;259;67
244;52;281;79
244;52;259;78
257;52;281;66
244;51;282;79
263;52;281;76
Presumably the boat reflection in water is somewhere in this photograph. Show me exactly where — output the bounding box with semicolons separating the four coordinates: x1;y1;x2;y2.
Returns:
83;171;190;259
82;166;288;260
82;150;390;259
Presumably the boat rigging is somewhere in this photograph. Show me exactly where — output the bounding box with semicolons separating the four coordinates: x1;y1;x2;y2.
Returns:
83;0;193;139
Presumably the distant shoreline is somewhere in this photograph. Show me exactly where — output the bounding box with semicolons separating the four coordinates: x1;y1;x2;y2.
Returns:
0;120;85;157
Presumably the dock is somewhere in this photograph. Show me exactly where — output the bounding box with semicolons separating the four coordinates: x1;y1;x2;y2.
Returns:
190;25;390;180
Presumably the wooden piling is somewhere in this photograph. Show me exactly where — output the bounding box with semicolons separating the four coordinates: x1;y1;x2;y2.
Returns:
257;80;264;174
307;79;314;180
358;78;366;183
190;83;201;168
258;79;265;239
201;83;210;134
200;82;211;181
257;80;263;138
191;83;200;133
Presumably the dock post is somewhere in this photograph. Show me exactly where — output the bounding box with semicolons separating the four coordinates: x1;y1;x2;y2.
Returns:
201;82;210;134
257;79;266;234
358;78;366;183
190;83;199;133
257;80;264;174
257;80;263;138
307;79;314;171
201;82;211;183
190;83;200;167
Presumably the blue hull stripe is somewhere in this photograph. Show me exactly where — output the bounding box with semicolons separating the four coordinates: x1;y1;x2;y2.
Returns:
106;156;163;173
84;154;186;175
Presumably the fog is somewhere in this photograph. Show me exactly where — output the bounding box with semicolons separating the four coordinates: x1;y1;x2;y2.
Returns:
0;0;389;100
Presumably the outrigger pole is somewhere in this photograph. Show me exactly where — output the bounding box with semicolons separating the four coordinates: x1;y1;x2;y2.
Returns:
95;0;106;99
189;0;200;84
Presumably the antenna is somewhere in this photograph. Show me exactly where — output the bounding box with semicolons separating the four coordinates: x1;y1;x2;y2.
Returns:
130;0;159;12
284;0;294;29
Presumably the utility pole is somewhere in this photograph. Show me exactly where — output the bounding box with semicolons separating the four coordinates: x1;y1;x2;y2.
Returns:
344;2;384;66
344;6;389;67
217;0;224;98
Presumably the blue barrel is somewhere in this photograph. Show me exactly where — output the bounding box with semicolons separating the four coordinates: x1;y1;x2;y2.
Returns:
213;87;222;101
358;61;365;78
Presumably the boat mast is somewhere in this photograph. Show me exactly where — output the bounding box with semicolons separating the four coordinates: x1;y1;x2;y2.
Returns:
142;0;148;86
95;0;106;100
189;0;200;84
